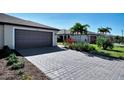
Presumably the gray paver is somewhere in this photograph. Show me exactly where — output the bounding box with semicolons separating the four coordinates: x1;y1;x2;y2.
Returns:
18;47;124;80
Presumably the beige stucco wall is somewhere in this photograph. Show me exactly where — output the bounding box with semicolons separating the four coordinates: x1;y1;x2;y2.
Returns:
0;24;4;49
4;25;57;49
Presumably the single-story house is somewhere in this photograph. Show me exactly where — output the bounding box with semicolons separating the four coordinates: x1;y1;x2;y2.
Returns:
0;13;60;50
57;29;70;42
57;29;99;43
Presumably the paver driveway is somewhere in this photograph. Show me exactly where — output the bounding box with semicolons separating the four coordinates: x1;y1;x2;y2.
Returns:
18;47;124;80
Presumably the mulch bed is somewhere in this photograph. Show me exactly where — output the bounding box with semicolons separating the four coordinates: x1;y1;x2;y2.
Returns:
18;56;50;80
0;58;18;80
0;50;50;80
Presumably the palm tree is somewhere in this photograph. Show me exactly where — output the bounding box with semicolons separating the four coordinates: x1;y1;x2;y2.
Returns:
81;24;90;35
70;23;90;35
98;27;112;34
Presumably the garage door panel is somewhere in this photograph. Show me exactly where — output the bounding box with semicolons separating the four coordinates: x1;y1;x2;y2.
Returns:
15;29;52;49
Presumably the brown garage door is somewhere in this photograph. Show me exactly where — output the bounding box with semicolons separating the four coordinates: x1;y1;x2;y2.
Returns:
15;29;52;49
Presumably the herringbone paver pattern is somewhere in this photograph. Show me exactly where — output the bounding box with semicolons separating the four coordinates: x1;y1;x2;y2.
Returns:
18;47;124;80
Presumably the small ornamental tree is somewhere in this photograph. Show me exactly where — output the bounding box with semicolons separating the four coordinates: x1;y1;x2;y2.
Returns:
96;36;113;50
96;36;107;48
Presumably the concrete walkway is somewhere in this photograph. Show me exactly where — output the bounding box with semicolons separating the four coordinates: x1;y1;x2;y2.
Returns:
18;47;124;80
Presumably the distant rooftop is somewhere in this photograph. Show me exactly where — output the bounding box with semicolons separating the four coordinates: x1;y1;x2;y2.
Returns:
57;29;98;35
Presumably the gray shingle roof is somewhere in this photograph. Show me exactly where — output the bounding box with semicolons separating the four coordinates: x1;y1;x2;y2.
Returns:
0;13;59;31
88;31;98;35
57;29;98;35
57;29;71;34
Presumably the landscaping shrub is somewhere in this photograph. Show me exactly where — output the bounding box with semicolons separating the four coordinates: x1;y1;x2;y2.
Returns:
63;42;68;48
96;36;107;48
71;42;84;50
11;62;24;70
21;74;32;80
64;38;76;48
83;43;89;51
81;43;96;52
65;38;75;44
64;37;96;52
88;45;96;51
7;53;18;66
65;41;96;52
17;70;32;80
103;39;114;50
96;36;114;50
17;70;24;76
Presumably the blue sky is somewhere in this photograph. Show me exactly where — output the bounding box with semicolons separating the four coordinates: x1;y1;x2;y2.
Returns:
9;13;124;36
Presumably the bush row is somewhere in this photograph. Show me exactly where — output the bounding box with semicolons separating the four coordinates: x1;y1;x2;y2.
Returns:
64;42;96;52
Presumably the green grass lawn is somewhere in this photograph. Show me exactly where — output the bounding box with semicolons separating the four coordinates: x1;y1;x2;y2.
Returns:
91;44;124;59
57;42;124;59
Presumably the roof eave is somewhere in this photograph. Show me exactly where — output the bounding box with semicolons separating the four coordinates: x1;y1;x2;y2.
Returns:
0;22;60;31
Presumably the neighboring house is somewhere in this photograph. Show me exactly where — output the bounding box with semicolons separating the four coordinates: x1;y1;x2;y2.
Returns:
0;13;59;49
57;29;99;43
57;29;70;42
